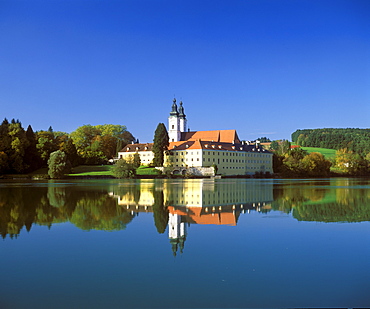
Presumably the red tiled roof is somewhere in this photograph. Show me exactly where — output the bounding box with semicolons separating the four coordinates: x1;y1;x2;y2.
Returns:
181;130;240;143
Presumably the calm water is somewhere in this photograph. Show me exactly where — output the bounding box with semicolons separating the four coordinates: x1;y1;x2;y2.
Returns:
0;178;369;308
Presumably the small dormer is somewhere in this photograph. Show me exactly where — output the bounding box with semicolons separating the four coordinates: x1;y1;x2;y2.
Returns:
212;145;215;148
218;145;222;149
232;146;235;150
144;146;148;150
205;144;208;148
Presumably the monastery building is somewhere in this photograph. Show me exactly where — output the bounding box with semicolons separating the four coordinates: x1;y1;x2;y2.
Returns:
117;99;273;176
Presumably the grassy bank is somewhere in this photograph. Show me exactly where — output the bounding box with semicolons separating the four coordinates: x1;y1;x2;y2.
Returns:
300;147;336;159
69;165;114;176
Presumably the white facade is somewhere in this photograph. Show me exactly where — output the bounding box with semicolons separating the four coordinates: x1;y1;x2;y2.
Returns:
168;115;181;142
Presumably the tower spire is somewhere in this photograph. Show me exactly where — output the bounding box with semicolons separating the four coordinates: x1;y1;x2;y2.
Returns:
178;101;185;118
170;98;178;116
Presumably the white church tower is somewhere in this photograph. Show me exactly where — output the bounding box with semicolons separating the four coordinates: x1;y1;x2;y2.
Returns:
178;100;187;133
168;98;187;142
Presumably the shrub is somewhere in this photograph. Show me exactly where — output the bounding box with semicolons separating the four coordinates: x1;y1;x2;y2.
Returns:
112;159;136;178
48;150;71;179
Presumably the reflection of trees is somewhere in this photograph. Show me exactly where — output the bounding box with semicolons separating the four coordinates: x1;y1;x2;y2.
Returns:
272;181;370;222
293;200;370;222
272;185;327;214
0;187;45;238
0;184;135;238
152;190;168;234
70;193;134;231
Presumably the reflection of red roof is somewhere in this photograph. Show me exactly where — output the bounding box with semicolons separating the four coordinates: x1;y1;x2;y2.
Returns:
168;206;237;226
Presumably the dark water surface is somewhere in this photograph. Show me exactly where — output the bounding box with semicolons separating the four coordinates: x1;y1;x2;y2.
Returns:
0;178;369;308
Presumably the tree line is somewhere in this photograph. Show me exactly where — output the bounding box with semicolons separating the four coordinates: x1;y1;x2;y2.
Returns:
271;139;370;176
291;128;370;155
0;118;135;175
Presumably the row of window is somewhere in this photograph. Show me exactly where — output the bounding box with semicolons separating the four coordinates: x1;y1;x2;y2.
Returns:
169;157;269;164
172;151;269;157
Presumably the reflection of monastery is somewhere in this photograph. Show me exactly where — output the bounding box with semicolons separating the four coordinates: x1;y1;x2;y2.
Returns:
111;180;273;255
118;99;273;176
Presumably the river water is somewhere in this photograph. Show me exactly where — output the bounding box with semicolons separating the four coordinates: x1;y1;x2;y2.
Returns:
0;178;369;308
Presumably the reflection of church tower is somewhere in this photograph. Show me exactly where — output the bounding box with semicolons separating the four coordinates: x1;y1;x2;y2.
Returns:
168;213;187;256
168;98;187;142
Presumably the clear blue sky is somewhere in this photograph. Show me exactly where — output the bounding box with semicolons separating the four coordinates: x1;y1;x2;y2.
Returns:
1;0;369;142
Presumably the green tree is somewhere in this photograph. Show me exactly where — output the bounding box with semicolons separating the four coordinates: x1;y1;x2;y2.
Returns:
0;119;11;173
153;123;169;167
257;137;271;143
48;150;71;179
276;140;291;156
283;148;308;176
133;152;141;168
8;120;29;173
301;152;331;177
270;140;279;151
36;130;57;163
71;124;135;164
112;158;136;178
24;125;42;172
56;134;80;167
0;152;9;174
335;149;369;175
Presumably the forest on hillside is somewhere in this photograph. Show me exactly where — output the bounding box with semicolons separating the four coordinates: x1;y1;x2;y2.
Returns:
291;128;370;155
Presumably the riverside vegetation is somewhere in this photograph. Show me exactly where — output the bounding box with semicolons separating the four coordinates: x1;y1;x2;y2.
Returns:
1;118;369;178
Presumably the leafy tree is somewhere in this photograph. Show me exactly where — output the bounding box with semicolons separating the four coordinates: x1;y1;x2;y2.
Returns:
112;158;136;178
257;137;271;143
283;148;308;175
272;153;285;174
48;150;71;179
59;137;81;167
0;119;11;173
71;124;135;164
8;121;29;173
133;152;141;168
301;152;331;177
36;130;57;163
24;125;42;172
116;139;123;157
276;140;291;156
269;140;279;151
0;152;9;174
335;148;369;175
153;123;169;167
